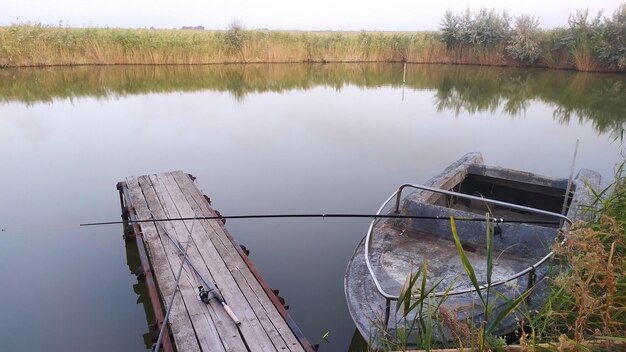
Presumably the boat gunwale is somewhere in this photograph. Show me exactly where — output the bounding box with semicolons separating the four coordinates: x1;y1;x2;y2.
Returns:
364;183;573;301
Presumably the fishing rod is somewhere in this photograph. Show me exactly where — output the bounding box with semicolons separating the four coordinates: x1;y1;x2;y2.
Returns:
80;213;561;227
156;221;241;326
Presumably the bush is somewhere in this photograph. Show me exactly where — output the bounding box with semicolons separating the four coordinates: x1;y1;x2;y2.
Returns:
506;15;542;63
439;8;511;48
466;8;510;46
439;10;461;48
553;9;602;70
224;19;246;56
554;9;601;51
593;4;626;69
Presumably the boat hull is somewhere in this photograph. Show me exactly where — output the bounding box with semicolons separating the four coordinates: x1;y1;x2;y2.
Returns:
344;152;601;347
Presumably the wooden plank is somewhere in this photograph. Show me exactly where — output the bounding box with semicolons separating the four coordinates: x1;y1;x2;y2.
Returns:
152;172;281;352
139;174;242;352
170;171;305;352
126;177;202;352
121;185;175;352
146;174;247;351
124;171;310;352
171;172;299;348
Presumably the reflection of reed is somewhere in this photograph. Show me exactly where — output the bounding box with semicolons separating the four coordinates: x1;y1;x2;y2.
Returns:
0;63;407;104
0;63;624;135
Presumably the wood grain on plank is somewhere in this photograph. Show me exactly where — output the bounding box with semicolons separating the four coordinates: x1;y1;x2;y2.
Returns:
126;177;202;352
125;171;307;352
171;171;304;352
139;174;243;352
152;172;280;352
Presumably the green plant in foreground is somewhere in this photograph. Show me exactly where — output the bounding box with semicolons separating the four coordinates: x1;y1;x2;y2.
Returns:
376;214;533;351
450;215;532;351
375;259;448;351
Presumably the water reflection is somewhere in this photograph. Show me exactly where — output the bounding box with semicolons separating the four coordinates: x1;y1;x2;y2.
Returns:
0;62;621;351
432;67;626;135
125;239;157;349
1;64;624;135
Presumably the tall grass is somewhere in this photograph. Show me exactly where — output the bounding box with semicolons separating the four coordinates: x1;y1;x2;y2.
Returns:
529;162;626;349
0;24;550;68
1;4;625;72
377;259;448;351
0;24;447;67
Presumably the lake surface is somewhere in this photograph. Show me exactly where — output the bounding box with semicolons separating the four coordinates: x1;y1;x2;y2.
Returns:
0;63;623;351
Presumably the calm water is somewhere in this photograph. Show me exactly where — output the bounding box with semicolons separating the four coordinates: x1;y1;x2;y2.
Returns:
0;64;623;351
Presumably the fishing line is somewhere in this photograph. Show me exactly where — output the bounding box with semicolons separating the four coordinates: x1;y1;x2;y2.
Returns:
154;217;197;352
156;219;242;326
161;222;203;293
0;223;81;233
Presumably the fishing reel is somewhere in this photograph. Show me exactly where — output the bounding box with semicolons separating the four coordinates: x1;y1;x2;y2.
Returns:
490;217;504;239
198;286;214;304
494;221;503;239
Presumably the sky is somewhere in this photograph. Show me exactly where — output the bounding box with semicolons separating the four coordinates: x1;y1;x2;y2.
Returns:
2;0;624;31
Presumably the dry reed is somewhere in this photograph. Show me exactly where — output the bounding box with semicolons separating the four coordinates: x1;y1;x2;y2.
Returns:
1;25;619;72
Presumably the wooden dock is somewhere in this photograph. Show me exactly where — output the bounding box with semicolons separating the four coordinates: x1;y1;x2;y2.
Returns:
116;171;314;352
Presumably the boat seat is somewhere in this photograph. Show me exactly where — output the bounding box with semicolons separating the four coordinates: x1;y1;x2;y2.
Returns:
400;201;557;259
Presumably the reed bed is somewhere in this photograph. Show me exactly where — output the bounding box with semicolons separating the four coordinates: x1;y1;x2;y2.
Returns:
530;165;626;349
0;23;621;72
1;5;624;71
0;25;553;68
0;25;447;67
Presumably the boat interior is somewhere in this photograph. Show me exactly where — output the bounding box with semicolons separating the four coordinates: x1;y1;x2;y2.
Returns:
431;165;573;226
375;164;573;293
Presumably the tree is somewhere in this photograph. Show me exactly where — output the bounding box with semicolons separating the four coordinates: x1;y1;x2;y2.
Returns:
440;10;461;48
